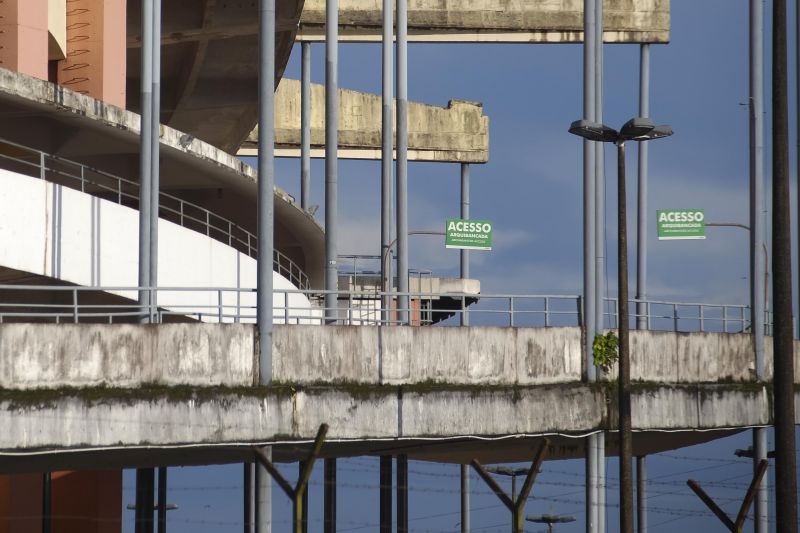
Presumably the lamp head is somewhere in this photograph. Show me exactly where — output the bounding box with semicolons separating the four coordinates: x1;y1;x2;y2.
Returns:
568;119;619;143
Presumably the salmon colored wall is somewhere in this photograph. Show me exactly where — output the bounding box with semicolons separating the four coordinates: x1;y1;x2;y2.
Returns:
57;0;126;107
0;0;49;80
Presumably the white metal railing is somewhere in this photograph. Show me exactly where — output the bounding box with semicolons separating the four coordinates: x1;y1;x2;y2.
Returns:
0;137;309;290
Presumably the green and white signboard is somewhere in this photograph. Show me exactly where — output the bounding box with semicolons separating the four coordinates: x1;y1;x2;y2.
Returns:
446;219;493;250
657;209;705;240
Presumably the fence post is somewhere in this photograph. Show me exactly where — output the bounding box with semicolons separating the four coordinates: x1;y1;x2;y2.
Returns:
348;291;353;325
544;296;550;327
206;211;210;236
646;301;651;330
80;165;85;192
673;304;678;331
72;288;79;323
39;152;45;180
217;290;223;322
285;292;290;324
723;306;728;333
699;305;705;332
509;297;514;327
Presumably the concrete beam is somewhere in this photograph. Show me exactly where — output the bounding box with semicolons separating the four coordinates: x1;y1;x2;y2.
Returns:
296;0;670;44
238;79;489;163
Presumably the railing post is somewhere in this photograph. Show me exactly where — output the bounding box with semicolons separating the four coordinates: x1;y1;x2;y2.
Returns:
72;288;79;323
699;305;705;332
544;296;550;327
206;211;210;236
285;292;289;324
218;289;223;322
723;306;728;333
39;152;45;180
646;301;651;330
118;178;122;204
229;221;233;246
348;291;353;325
509;297;515;327
673;304;678;332
80;165;85;193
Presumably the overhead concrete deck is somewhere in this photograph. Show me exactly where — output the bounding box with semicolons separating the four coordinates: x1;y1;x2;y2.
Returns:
0;68;325;287
125;0;304;151
239;80;489;163
296;0;670;43
0;323;789;472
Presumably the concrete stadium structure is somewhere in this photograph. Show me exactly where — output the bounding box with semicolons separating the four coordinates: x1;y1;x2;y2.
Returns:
0;0;786;532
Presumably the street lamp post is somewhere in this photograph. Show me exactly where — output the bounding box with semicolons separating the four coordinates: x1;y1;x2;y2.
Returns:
569;117;673;533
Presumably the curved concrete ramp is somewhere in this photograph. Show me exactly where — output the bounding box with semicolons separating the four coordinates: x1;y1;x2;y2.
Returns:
297;0;670;43
240;79;489;163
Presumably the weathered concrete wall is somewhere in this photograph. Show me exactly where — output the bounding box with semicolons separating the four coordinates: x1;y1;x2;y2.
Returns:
0;324;255;389
297;0;670;43
241;79;489;163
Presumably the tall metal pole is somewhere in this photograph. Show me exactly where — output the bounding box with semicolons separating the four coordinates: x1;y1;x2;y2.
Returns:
460;465;470;533
149;0;161;322
751;0;768;530
245;463;254;533
256;0;276;530
636;457;647;533
461;163;470;326
582;2;599;532
42;472;51;533
301;42;311;211
396;0;409;324
772;0;797;530
380;456;392;533
636;44;650;330
617;141;633;533
324;458;337;533
157;467;167;533
397;455;408;533
135;468;155;533
324;0;339;322
381;0;393;322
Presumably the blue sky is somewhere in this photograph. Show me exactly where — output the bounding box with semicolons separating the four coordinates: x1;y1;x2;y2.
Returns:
122;2;798;531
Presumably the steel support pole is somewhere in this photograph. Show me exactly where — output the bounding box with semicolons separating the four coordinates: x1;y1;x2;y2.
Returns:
460;163;470;326
381;0;393;322
636;44;650;330
324;458;337;533
597;433;605;533
751;0;768;530
135;468;155;533
636;457;647;533
157;467;167;533
42;472;51;533
460;464;470;533
582;2;598;532
324;0;339;322
772;0;797;529
396;0;409;324
138;0;153;317
149;0;161;321
256;1;276;531
397;455;409;533
301;42;311;211
298;462;309;533
380;456;392;533
594;0;605;335
245;463;255;533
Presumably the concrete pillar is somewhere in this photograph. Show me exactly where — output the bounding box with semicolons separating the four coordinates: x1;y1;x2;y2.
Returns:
57;0;126;107
0;0;49;80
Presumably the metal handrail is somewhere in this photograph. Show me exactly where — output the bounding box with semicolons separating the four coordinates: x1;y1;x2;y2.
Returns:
0;284;764;334
0;137;310;290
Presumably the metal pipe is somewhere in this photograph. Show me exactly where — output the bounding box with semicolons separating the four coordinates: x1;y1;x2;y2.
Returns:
135;468;155;533
752;0;767;529
636;457;647;533
138;0;153;318
255;447;272;533
396;0;409;324
397;455;408;533
594;0;605;338
461;163;470;326
772;0;797;528
583;1;598;530
298;462;309;533
324;458;337;533
324;0;339;322
245;463;254;533
636;44;650;330
461;464;470;533
42;472;51;533
380;456;392;533
257;0;275;382
301;42;311;211
597;432;605;533
381;0;393;323
157;467;167;533
149;0;161;322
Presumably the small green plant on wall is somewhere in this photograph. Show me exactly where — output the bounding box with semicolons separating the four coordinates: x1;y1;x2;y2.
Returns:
592;331;619;372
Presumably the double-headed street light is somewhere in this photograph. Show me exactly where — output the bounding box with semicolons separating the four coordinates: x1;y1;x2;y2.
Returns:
569;117;673;533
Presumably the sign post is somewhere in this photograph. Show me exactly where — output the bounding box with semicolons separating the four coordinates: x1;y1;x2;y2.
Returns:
446;219;492;250
657;209;705;240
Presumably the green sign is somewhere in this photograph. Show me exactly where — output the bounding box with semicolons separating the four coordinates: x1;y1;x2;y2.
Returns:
446;219;493;250
657;209;705;240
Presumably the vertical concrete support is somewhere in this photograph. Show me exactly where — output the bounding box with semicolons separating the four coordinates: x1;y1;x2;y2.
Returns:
301;42;311;211
397;455;408;533
379;456;392;533
324;458;336;533
751;0;768;530
0;0;48;80
324;0;339;321
396;0;409;324
460;465;470;533
381;0;393;321
460;163;470;326
57;0;126;107
636;457;647;533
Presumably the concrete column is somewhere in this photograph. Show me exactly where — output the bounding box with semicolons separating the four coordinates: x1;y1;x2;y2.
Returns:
57;0;126;107
0;0;48;80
